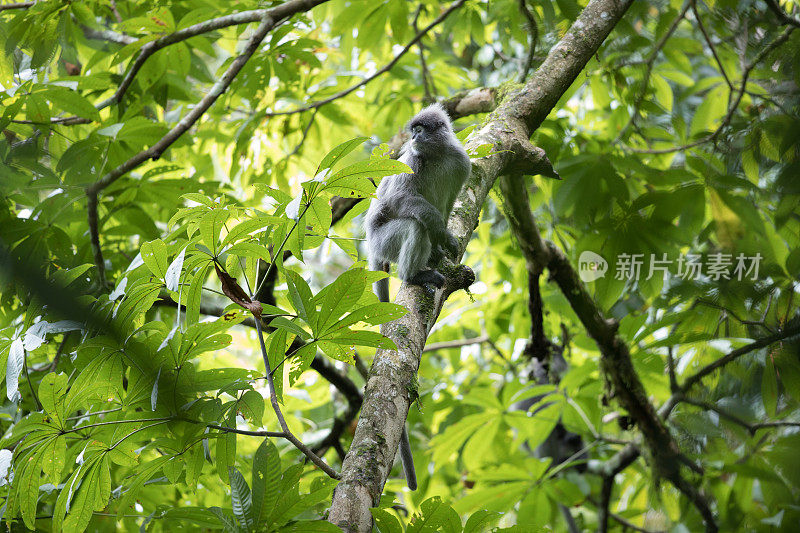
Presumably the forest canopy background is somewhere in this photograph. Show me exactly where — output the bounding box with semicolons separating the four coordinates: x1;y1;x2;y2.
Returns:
0;0;799;532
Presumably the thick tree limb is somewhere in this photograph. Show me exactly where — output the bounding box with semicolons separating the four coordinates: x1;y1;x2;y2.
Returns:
327;1;635;530
499;174;717;529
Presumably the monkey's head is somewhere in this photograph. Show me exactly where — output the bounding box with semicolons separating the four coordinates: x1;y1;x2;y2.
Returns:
407;103;455;153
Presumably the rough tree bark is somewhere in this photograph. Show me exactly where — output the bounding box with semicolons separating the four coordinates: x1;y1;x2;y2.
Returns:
327;0;635;530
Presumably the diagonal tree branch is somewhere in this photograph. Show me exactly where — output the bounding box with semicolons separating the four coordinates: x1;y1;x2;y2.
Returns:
327;1;635;530
0;2;32;12
22;4;323;126
500;172;717;531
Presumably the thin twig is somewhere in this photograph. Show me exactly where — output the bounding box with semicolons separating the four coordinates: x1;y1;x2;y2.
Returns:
626;26;795;154
614;0;692;142
23;350;42;411
14;2;328;126
680;323;800;391
262;0;466;118
692;1;733;91
85;6;316;196
412;5;436;102
254;318;340;478
518;0;538;82
696;298;774;333
678;396;800;435
422;335;489;352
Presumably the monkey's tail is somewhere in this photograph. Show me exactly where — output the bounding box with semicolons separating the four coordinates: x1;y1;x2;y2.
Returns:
399;425;417;490
373;261;390;302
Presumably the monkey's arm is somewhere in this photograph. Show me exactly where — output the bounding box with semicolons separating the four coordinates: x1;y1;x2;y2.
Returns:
395;194;459;255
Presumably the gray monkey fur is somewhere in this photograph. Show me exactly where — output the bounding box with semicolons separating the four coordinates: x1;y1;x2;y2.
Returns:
365;103;471;302
364;103;470;491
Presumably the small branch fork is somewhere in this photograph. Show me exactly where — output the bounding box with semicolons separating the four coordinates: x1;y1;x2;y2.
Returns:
253;318;340;479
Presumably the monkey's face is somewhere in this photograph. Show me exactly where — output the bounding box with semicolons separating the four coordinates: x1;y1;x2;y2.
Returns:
409;119;448;151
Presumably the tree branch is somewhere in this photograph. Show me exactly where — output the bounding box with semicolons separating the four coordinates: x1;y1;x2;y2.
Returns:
262;0;465;118
254;318;340;479
765;0;800;27
499;173;715;529
626;26;795;154
327;1;635;530
86;1;328;197
28;3;327;126
614;0;692;142
0;2;32;12
86;191;107;288
680;323;800;392
83;1;329;286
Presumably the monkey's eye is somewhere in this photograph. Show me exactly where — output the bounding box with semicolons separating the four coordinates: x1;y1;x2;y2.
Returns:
411;125;425;136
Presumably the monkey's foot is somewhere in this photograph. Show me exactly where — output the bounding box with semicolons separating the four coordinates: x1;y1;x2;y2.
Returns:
409;269;445;289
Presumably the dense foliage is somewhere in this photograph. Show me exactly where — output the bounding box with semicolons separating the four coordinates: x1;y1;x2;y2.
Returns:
1;0;799;531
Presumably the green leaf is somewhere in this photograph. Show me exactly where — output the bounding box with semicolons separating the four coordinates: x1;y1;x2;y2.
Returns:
229;467;254;532
252;439;281;527
651;74;673;112
325;329;397;350
462;416;501;470
430;413;494;466
324;158;411;188
690;84;727;138
266;328;287;403
216;413;237;484
200;208;231;255
141;239;169;280
26;93;50;124
238;390;264;426
284;270;316;327
37;372;68;426
408;496;461;533
41;434;66;484
464;509;503;533
316;268;368;331
316;136;368;176
40;86;100;121
17;446;44;529
370;508;403;533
